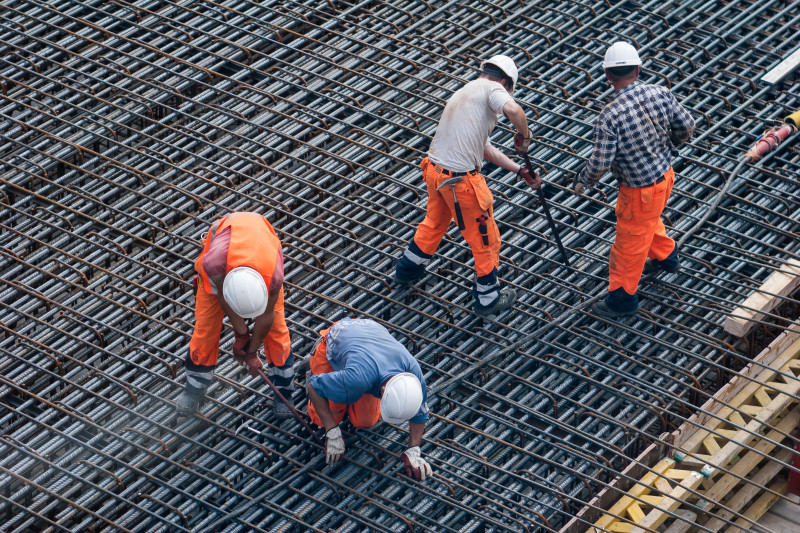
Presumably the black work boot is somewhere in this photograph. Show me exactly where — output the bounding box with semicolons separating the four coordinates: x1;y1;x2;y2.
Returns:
176;368;214;418
474;288;517;318
591;288;640;318
269;357;296;419
643;246;680;275
394;241;431;287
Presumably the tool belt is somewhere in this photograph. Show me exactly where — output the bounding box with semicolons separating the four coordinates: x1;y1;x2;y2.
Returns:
433;164;479;179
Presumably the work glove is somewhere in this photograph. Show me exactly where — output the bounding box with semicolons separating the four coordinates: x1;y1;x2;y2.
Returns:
232;329;251;359
513;128;532;153
325;426;345;465
400;446;432;481
517;166;542;190
234;349;263;377
573;181;585;195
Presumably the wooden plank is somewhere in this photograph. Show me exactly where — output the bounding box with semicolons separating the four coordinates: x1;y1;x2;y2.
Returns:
702;370;800;479
702;448;793;531
700;406;800;509
627;503;645;523
562;441;663;533
726;479;786;532
560;323;800;533
724;258;800;337
663;510;696;533
630;472;704;533
591;459;676;530
676;336;800;456
704;435;722;454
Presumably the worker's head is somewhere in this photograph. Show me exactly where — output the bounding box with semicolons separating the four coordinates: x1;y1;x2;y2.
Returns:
602;42;641;83
480;55;519;95
380;372;423;424
223;266;268;319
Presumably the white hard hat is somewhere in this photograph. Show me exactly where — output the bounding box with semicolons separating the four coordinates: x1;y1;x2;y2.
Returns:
481;55;518;93
222;267;268;319
602;42;642;69
380;372;423;424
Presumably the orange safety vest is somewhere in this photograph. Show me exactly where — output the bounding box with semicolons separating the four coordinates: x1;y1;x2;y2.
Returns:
194;212;281;295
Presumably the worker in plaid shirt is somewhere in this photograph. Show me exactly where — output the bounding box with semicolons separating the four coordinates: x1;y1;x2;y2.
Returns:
574;42;695;318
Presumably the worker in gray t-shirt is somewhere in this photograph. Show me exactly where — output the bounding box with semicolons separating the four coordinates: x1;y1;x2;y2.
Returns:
394;55;540;318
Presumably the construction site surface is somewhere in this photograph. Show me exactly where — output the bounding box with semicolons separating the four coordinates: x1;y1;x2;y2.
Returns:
1;0;800;532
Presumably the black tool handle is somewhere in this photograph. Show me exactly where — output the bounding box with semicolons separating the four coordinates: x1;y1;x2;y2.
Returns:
452;190;466;231
520;154;570;267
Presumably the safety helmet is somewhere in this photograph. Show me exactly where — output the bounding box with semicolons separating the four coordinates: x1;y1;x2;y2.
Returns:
380;372;423;424
602;42;642;69
481;55;518;93
222;267;268;319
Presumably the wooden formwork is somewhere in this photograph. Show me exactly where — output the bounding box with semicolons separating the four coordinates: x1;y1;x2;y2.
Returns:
559;322;800;533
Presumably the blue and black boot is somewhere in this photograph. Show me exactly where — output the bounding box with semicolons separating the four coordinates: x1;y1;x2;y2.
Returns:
591;287;640;318
643;246;680;275
394;240;432;286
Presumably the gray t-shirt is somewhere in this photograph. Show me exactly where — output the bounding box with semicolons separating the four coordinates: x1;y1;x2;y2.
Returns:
428;78;513;172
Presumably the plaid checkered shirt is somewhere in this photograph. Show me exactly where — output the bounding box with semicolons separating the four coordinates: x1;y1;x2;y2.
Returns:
576;81;695;188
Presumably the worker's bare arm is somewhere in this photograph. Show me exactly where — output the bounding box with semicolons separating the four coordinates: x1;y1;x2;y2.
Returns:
502;100;528;135
484;144;520;173
307;383;338;431
408;421;426;448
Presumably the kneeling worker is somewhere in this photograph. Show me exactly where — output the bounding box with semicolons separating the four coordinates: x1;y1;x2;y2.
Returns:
306;318;432;481
177;211;295;419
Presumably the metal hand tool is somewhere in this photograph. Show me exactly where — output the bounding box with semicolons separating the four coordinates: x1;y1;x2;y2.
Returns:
437;175;466;230
520;153;570;267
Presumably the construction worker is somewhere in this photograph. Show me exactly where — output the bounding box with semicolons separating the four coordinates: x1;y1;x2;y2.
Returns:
176;212;295;419
574;42;695;318
394;55;541;317
306;318;432;481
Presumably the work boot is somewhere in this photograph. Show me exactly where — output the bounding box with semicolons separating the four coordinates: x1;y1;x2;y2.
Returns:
394;241;432;287
176;388;205;417
175;367;214;418
268;357;296;419
273;388;295;419
591;288;640;318
643;246;680;275
474;288;517;317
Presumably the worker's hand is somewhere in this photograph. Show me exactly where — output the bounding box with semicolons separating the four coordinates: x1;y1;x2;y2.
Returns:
325;426;345;465
573;182;585;195
513;128;532;154
232;329;251;359
234;350;262;377
400;446;432;481
517;166;542;190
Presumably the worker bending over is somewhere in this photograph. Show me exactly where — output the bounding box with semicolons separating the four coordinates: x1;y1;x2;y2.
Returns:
574;42;695;318
306;318;432;481
177;212;296;419
394;54;541;318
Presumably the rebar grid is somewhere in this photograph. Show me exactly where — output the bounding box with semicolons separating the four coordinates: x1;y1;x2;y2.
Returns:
1;0;800;531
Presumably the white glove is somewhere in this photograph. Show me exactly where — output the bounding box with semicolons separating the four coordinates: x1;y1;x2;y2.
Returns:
400;446;432;481
574;182;585;195
325;426;345;465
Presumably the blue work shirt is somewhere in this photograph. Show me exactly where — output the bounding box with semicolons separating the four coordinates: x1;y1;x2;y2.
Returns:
308;318;430;424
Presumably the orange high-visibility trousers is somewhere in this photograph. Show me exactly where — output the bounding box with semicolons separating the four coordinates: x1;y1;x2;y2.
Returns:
609;167;676;295
412;157;500;277
188;284;292;368
306;325;381;429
